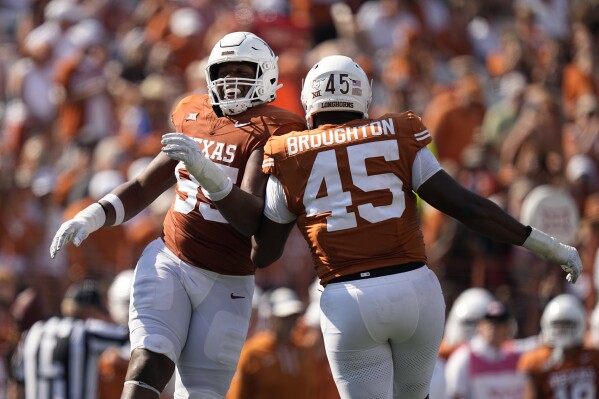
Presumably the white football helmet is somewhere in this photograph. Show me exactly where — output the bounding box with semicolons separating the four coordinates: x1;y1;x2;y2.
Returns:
443;288;494;346
541;294;586;348
108;269;134;326
205;32;281;116
301;55;372;128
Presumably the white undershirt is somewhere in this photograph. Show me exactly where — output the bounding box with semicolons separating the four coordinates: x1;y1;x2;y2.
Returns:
264;146;442;223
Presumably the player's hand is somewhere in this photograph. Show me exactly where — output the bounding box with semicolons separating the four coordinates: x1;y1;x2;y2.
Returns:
161;133;207;178
50;219;92;258
161;133;231;196
522;227;583;285
49;203;106;259
561;246;582;284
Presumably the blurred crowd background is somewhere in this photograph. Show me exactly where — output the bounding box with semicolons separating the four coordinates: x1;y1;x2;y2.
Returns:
1;0;599;397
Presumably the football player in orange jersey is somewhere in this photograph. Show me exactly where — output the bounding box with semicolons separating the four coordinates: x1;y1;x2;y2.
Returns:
49;32;306;398
518;294;599;399
160;55;582;399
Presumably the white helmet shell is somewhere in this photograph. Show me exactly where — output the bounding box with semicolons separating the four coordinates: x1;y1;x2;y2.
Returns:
301;55;372;128
444;288;494;346
205;32;281;116
108;269;134;326
541;294;586;348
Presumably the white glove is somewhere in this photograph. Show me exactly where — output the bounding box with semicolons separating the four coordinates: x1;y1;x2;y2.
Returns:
522;227;583;284
161;133;232;200
49;203;105;258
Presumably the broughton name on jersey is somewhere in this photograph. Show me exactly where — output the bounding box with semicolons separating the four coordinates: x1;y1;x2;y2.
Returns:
287;118;395;155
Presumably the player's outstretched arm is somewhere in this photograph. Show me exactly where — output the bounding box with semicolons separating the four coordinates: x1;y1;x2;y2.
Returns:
417;170;582;283
50;152;177;258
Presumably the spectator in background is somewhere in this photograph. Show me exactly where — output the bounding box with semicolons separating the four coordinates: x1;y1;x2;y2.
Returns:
355;0;421;57
565;154;599;217
518;294;599;398
562;23;599;121
2;23;59;159
226;287;317;399
52;19;114;147
423;56;486;169
34;0;86;61
481;71;527;155
115;74;181;159
439;288;495;361
499;83;564;187
445;300;526;399
516;0;570;41
11;280;129;399
562;93;599;165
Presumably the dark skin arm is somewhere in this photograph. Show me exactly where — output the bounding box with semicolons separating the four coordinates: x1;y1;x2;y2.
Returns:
211;148;268;236
416;170;530;245
251;215;296;268
249;168;534;269
99;152;177;225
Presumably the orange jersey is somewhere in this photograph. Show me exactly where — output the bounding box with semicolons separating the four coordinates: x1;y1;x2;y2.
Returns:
517;344;599;398
226;331;317;399
263;111;430;285
162;94;305;275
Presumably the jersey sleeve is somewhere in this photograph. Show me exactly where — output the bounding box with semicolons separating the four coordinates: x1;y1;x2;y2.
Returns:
262;135;286;175
405;110;432;149
264;175;296;223
412;147;442;191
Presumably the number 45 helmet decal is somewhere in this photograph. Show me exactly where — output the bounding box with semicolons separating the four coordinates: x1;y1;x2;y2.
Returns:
301;55;373;129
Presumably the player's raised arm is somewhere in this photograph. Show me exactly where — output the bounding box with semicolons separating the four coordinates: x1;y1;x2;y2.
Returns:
417;169;582;283
50;152;176;258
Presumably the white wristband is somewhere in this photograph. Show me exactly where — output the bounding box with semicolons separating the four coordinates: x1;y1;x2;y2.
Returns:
204;178;233;202
75;202;106;233
522;227;570;264
100;193;125;226
192;156;231;195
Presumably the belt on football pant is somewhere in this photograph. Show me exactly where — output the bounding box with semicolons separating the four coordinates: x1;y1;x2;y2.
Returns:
327;261;425;284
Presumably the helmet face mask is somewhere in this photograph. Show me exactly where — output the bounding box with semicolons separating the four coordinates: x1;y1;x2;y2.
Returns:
205;32;281;116
541;294;585;348
301;55;372;128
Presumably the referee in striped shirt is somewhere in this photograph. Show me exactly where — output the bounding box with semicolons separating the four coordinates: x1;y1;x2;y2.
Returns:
12;280;129;399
